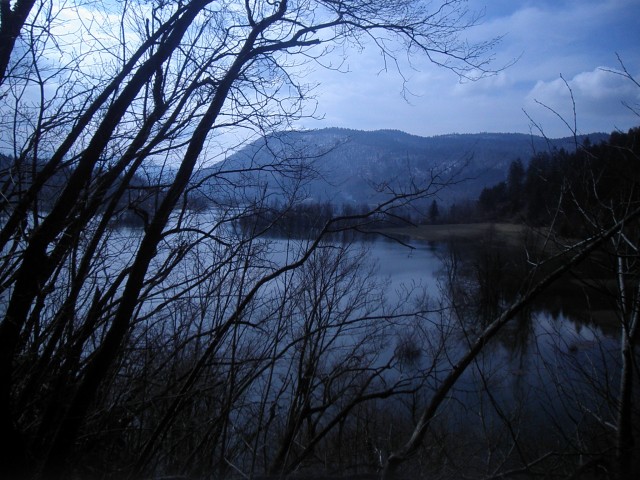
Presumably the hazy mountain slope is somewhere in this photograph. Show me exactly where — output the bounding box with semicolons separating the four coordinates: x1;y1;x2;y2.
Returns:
195;128;608;205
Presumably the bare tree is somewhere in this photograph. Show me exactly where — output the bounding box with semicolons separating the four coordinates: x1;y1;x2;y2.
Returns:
521;64;640;479
381;203;640;479
0;0;38;85
0;1;502;478
563;135;640;478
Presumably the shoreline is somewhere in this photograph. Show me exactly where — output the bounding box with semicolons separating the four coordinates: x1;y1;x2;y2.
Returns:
380;222;530;245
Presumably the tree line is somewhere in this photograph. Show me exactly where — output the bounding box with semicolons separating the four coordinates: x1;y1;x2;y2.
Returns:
476;127;640;233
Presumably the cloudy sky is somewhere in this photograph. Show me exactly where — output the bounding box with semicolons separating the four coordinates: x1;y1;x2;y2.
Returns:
299;0;640;138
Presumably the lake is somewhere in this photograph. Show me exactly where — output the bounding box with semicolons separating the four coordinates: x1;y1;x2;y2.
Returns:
4;212;622;477
209;228;623;467
361;235;621;461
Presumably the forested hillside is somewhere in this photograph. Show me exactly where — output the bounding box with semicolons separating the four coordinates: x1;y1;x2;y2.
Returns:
476;127;640;233
194;129;606;206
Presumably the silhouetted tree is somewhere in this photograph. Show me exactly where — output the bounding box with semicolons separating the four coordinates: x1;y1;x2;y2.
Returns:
506;158;525;214
0;1;501;478
428;199;440;224
478;181;508;218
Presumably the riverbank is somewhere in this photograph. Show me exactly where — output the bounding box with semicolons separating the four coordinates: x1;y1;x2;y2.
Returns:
381;222;530;245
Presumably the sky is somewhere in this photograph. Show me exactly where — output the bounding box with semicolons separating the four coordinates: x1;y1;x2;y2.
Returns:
298;0;640;138
4;0;639;154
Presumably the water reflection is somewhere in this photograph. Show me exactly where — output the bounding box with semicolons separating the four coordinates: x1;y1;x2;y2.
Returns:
368;235;622;463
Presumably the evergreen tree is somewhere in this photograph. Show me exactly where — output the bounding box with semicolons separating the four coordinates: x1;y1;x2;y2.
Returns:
506;158;525;214
428;199;440;224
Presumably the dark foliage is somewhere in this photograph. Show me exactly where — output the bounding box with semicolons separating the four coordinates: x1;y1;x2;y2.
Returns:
237;200;419;240
477;127;640;232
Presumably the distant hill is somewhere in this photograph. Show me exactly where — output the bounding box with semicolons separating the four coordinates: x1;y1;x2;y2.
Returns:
194;128;609;206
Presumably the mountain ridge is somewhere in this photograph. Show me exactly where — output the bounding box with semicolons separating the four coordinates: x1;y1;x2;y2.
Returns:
195;128;610;206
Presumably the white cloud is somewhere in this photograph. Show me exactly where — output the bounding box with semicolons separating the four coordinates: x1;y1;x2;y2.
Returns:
28;0;637;140
527;67;639;111
524;66;640;134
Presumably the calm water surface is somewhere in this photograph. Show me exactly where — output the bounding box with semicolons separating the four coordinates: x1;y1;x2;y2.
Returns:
366;237;620;443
